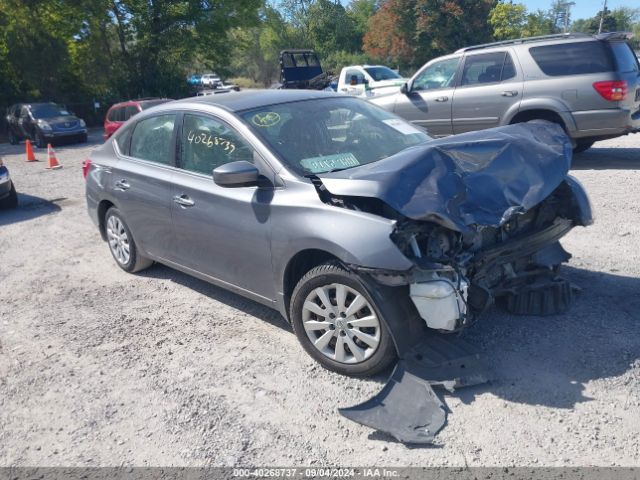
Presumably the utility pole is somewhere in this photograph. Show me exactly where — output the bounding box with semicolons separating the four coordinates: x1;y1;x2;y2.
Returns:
563;1;575;33
598;0;608;34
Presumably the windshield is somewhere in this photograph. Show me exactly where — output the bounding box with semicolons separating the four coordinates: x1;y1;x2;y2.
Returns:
240;97;431;175
364;66;402;81
30;104;70;119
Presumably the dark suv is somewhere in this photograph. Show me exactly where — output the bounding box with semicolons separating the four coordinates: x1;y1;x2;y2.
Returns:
5;102;88;148
371;32;640;152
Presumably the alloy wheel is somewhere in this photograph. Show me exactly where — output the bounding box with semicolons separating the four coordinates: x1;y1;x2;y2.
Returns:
301;283;381;364
106;215;131;265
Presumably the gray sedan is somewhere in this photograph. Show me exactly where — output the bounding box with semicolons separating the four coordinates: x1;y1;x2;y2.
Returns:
84;90;592;377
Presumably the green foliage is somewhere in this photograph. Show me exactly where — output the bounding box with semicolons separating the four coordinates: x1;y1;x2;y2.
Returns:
0;0;261;115
489;2;555;40
489;2;527;41
2;0;637;123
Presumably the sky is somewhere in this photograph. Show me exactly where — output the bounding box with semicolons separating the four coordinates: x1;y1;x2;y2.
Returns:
520;0;630;20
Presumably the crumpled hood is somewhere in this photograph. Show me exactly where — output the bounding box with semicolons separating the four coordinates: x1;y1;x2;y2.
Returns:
317;121;572;233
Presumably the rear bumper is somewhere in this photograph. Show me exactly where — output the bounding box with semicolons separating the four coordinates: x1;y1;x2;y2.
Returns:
572;108;640;139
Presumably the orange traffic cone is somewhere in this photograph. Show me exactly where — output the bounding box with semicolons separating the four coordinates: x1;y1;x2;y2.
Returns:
46;144;62;170
25;139;37;162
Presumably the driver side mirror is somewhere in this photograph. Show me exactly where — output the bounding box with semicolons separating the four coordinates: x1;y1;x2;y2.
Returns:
400;82;409;94
213;161;259;187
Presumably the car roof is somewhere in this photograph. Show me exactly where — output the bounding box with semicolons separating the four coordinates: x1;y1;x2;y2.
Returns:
171;89;337;113
110;98;169;108
455;31;632;54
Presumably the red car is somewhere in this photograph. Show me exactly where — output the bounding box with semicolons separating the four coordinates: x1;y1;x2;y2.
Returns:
103;98;172;140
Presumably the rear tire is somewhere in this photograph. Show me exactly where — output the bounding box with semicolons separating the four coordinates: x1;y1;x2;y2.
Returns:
289;262;396;377
104;207;153;273
573;140;594;154
0;184;18;209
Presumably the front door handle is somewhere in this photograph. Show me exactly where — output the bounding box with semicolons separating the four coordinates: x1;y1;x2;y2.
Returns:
173;194;195;207
501;90;518;97
114;179;130;191
434;96;449;102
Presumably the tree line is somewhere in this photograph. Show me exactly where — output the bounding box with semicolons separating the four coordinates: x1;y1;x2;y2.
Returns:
0;0;638;126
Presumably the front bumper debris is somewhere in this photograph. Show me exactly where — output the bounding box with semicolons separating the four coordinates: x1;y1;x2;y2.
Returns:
339;333;487;444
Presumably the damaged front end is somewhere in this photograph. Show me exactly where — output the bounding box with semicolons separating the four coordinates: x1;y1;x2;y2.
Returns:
314;121;593;443
318;121;593;332
390;175;592;331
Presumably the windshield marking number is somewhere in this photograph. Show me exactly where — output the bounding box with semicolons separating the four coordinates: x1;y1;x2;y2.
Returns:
187;130;236;154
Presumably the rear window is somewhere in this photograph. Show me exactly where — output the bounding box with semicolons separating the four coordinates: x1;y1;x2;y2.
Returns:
130;114;176;165
529;41;613;76
610;42;639;73
140;100;170;110
108;107;125;122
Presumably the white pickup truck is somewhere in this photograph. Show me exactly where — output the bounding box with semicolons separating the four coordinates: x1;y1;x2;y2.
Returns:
337;65;407;97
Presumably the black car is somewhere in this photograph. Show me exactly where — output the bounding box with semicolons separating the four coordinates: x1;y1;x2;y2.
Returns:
5;102;88;148
0;157;17;209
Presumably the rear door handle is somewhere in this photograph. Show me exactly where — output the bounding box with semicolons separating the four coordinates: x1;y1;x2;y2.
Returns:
173;194;195;207
114;179;130;191
501;90;518;97
434;96;449;102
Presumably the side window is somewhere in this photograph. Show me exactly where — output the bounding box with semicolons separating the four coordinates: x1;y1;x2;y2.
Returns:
529;42;613;76
20;106;29;118
345;69;365;85
179;114;253;175
115;124;133;155
124;106;139;121
502;53;516;80
461;52;506;86
130;114;176;165
412;57;460;91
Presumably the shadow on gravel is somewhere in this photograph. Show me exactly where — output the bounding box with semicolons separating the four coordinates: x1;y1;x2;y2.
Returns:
137;261;640;416
457;265;640;409
572;147;640;170
0;193;62;226
138;263;291;332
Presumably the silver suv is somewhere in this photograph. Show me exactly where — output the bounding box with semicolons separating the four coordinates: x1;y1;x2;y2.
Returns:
370;32;640;152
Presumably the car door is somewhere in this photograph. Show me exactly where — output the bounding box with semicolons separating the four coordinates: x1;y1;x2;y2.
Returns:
111;113;177;261
18;106;33;138
392;56;461;137
451;50;523;134
7;106;21;137
171;112;275;300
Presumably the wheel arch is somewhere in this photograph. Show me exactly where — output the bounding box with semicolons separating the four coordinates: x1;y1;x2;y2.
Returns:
507;102;577;134
282;249;343;321
97;199;116;241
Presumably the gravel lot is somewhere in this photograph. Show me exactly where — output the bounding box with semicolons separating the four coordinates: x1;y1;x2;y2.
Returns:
0;131;639;467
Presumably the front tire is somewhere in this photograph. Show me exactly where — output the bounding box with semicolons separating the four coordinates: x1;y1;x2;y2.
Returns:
573;140;594;154
35;131;46;149
104;207;153;273
0;184;18;209
290;262;396;377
